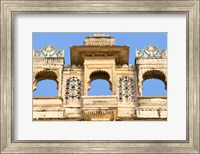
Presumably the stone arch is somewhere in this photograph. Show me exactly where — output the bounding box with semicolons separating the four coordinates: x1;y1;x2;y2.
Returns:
140;70;167;96
88;70;112;92
142;70;167;88
33;69;58;91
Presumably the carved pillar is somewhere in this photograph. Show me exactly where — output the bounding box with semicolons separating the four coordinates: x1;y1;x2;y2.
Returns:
138;69;143;96
163;69;167;90
112;64;116;95
58;68;62;96
83;64;89;96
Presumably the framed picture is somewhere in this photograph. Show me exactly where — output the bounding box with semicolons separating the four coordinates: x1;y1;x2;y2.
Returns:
1;0;199;153
32;32;168;122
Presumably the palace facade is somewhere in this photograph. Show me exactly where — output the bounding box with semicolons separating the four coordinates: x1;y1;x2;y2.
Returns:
33;34;167;121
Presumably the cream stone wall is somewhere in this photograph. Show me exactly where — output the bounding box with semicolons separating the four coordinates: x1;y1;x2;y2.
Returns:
33;97;64;119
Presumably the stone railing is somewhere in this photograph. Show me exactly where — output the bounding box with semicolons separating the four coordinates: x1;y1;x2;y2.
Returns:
138;96;167;106
82;96;118;107
136;96;167;119
33;96;63;107
33;97;64;120
82;96;118;121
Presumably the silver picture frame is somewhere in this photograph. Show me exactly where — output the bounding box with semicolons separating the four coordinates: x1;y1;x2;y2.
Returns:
1;0;199;153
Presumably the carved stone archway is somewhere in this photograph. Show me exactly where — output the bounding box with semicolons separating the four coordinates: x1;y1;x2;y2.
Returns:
33;70;58;92
88;70;112;93
141;70;167;95
135;45;167;95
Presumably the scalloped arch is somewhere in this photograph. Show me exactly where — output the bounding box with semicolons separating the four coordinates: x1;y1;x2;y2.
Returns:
88;70;112;91
89;70;110;81
33;70;58;91
142;69;167;88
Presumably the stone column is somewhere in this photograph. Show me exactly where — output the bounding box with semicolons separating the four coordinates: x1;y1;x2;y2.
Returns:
112;64;116;95
83;64;89;96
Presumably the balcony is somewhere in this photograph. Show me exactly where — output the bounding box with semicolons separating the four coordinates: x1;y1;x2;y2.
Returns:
33;97;63;120
33;96;63;107
82;96;118;121
82;95;118;107
136;96;167;119
138;96;167;106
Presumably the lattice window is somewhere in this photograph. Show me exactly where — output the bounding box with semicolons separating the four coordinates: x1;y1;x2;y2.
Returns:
118;76;135;102
65;77;82;100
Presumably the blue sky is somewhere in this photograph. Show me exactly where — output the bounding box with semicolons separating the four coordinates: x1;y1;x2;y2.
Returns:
33;32;167;96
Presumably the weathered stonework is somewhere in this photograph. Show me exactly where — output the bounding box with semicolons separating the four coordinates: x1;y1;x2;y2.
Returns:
33;34;167;121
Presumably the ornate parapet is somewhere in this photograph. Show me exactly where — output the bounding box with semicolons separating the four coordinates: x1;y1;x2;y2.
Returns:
33;45;64;58
136;45;167;58
33;45;64;66
83;33;115;46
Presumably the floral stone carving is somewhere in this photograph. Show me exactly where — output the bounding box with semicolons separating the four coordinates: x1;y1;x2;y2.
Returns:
65;77;82;100
118;76;135;102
